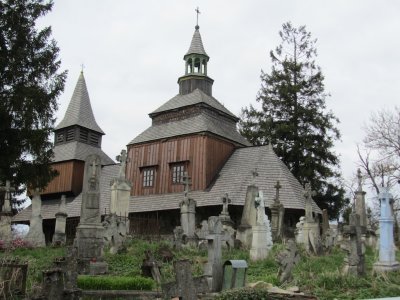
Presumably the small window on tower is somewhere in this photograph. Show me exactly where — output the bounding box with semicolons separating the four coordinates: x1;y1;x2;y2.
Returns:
171;163;185;184
143;168;155;187
194;58;200;73
56;132;64;143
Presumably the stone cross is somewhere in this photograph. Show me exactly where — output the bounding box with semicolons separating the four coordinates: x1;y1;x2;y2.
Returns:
195;7;200;26
342;212;365;276
304;183;316;223
357;168;363;192
116;149;129;179
0;180;15;213
274;180;282;204
182;171;192;198
162;260;209;300
221;193;231;215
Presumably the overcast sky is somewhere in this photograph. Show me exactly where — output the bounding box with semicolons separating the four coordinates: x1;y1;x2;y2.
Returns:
40;1;400;195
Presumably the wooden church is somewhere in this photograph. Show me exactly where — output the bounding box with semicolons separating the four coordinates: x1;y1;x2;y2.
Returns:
13;23;321;241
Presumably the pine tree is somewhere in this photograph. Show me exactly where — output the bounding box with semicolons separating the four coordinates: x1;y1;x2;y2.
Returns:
239;22;345;219
0;0;67;200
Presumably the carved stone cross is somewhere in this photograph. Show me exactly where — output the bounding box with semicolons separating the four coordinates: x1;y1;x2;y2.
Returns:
90;159;99;178
274;180;282;204
182;172;192;198
304;183;316;223
357;168;363;192
116;149;129;179
0;180;16;213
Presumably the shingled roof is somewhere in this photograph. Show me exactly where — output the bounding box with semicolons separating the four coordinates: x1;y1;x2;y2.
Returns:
12;164;119;222
55;72;104;134
128;145;321;214
184;26;208;58
150;88;237;120
52;141;114;165
129;109;250;146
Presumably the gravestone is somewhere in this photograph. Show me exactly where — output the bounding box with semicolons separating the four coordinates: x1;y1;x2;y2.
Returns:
219;193;233;226
204;216;224;292
270;181;285;242
300;184;321;255
162;260;209;300
41;269;65;299
25;188;46;247
179;172;196;242
341;212;365;276
173;226;184;250
354;169;367;229
74;154;105;274
53;195;68;245
373;187;400;272
102;213;127;254
0;259;28;297
0;180;15;241
110;149;131;230
276;239;300;284
295;216;305;244
141;250;162;284
250;191;273;261
237;179;259;248
321;209;334;252
322;209;330;235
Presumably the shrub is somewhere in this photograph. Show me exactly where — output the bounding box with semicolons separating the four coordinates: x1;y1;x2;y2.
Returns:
77;275;154;291
10;238;33;250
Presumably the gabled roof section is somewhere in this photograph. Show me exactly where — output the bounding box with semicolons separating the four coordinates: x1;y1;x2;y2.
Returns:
55;72;105;134
128;145;321;214
52;141;114;165
150;88;237;120
185;26;208;58
129;111;251;146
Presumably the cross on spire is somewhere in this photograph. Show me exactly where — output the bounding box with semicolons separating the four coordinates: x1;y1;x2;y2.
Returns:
195;7;201;27
80;63;85;73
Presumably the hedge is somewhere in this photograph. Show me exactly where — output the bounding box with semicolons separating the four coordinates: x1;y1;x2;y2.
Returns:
77;275;154;291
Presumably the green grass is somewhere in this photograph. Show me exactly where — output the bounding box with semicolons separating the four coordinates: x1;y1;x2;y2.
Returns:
77;275;154;290
2;239;400;300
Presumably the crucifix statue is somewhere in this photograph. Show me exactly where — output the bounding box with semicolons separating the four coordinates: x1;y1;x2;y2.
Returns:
181;171;192;199
251;168;259;186
221;193;231;215
304;183;316;223
116;149;129;179
88;157;100;191
0;180;15;213
274;180;282;204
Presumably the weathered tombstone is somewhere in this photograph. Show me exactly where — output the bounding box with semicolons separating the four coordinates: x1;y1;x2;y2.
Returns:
162;260;209;300
341;212;365;276
173;226;184;250
295;216;305;244
270;180;285;242
250;191;273;261
53;195;68;245
74;154;105;274
102;213;127;254
110;149;132;231
41;269;65;299
236;173;259;247
373;187;400;272
0;259;28;297
276;239;300;284
219;193;233;225
204;216;224;292
0;180;15;241
25;188;46;247
141;250;162;284
322;209;330;235
179;172;196;242
321;209;334;252
301;184;321;255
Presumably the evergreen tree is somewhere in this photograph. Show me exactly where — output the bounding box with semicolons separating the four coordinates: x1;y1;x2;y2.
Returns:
0;0;66;201
239;22;345;219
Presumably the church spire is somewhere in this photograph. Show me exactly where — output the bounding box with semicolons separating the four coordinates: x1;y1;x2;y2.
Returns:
55;72;104;134
178;10;214;96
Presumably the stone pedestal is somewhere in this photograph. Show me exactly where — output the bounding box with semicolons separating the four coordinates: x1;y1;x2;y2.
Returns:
204;217;223;292
250;225;270;261
25;190;45;247
110;179;131;221
373;188;400;272
180;197;196;238
53;195;68;245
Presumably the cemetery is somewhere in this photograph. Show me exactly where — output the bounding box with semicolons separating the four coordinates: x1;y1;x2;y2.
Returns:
1;2;400;300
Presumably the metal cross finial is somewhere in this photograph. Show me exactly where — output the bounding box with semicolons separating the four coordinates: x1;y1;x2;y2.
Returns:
81;63;85;73
195;7;200;27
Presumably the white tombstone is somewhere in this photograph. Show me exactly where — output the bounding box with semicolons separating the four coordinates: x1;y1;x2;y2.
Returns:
53;194;68;244
373;187;400;272
250;191;273;261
